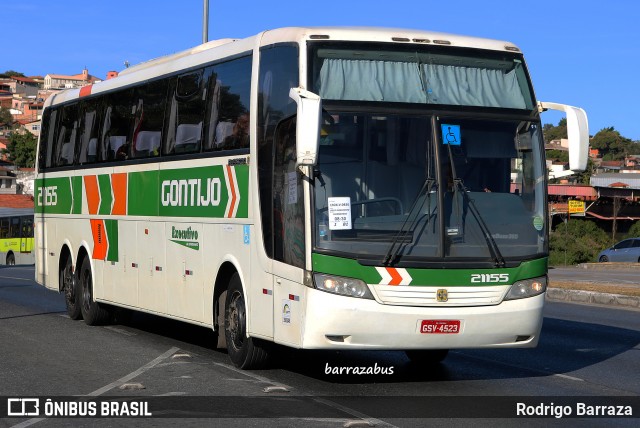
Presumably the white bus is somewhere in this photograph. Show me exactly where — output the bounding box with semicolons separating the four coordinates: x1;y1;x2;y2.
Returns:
35;27;588;369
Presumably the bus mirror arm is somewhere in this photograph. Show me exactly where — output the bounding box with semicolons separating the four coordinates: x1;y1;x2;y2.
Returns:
289;88;322;168
537;101;589;172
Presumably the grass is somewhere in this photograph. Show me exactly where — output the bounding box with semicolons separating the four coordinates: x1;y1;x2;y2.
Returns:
549;280;640;298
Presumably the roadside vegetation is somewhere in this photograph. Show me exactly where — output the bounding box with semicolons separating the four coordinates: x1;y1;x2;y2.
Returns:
550;219;640;266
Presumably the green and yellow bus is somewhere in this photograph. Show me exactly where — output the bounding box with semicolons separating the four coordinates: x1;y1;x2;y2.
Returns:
0;212;34;265
35;27;588;369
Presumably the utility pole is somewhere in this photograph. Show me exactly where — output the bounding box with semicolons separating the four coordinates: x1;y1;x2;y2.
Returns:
203;0;209;44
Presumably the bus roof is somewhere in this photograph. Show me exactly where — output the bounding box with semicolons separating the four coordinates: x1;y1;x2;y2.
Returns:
44;26;521;109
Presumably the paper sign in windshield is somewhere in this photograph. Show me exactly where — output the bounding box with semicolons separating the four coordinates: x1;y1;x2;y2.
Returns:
328;197;352;230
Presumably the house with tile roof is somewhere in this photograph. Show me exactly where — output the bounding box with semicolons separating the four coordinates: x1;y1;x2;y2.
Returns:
44;68;101;89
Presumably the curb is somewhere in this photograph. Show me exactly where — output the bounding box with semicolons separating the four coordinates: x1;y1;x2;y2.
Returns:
546;288;640;309
575;263;640;270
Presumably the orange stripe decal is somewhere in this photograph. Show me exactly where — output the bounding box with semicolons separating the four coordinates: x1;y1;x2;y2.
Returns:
79;85;93;98
226;165;237;218
111;173;127;215
84;175;100;215
90;219;107;260
386;267;403;286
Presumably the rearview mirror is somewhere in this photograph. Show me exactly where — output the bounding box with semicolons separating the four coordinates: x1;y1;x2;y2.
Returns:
289;88;321;166
538;102;589;173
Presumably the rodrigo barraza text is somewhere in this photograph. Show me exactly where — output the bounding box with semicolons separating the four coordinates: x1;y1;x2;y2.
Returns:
516;402;632;418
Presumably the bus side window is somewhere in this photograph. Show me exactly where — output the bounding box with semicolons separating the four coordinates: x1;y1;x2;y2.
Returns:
54;103;79;167
130;79;169;159
204;55;252;151
78;98;103;164
9;217;20;239
101;89;134;162
164;70;205;155
40;109;58;170
21;216;34;238
0;219;9;239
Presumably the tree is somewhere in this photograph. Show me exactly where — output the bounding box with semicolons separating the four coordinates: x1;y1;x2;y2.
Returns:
590;126;636;160
543;118;567;143
549;218;610;265
0;107;13;125
626;221;640;239
2;132;37;167
0;70;26;78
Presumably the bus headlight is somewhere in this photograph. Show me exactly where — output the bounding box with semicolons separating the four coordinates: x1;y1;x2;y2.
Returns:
313;273;374;299
504;276;547;300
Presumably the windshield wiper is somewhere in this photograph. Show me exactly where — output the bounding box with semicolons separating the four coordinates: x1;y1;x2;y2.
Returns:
382;177;436;266
445;143;505;267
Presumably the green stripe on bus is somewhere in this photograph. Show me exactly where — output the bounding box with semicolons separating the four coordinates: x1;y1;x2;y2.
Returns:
105;219;118;262
71;176;82;214
234;165;249;218
34;177;73;214
98;174;113;216
311;253;547;286
127;171;159;216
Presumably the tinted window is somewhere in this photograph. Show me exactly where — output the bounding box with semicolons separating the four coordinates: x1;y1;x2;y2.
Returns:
101;89;135;161
78;98;102;164
631;239;640;248
257;45;299;259
21;216;33;238
204;55;252;151
54;104;79;166
40;108;57;170
9;217;20;238
0;219;8;238
164;71;205;155
273;116;305;268
614;240;633;250
130;79;168;159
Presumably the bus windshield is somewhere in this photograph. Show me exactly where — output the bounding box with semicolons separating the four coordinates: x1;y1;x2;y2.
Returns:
310;42;535;110
312;111;547;264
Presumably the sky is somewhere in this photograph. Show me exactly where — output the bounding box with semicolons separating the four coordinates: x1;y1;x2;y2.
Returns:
3;0;640;141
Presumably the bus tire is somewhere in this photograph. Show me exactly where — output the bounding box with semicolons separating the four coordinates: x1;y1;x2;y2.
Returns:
224;273;269;369
60;255;82;320
78;257;110;326
405;349;449;364
6;252;15;266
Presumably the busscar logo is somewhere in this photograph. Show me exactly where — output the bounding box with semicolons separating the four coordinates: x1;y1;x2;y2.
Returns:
8;398;40;416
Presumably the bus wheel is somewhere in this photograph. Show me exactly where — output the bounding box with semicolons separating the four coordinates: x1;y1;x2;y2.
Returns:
60;256;81;320
6;253;15;266
405;349;449;364
78;257;110;326
224;273;269;369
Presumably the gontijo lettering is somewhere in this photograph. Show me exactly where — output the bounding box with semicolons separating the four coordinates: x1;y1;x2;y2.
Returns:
161;178;221;207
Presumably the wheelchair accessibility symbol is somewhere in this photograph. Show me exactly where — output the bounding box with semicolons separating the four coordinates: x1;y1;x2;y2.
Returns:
441;124;461;146
243;225;250;245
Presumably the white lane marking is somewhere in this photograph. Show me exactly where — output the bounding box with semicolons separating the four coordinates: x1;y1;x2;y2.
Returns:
213;361;291;390
554;373;584;382
0;275;36;282
103;326;137;336
213;362;396;427
87;346;179;396
10;347;179;428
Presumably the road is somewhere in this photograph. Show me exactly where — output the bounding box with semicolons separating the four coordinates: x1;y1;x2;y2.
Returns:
0;265;638;427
